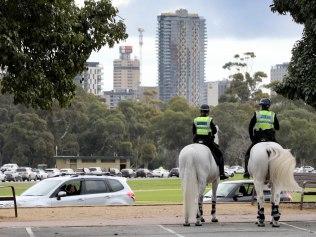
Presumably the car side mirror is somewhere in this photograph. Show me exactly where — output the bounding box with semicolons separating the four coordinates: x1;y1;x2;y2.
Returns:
57;191;67;200
233;193;243;201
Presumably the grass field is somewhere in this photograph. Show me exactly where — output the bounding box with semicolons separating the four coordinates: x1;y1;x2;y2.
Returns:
0;174;315;204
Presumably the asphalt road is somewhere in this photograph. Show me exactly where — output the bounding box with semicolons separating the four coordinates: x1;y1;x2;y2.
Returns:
0;221;315;237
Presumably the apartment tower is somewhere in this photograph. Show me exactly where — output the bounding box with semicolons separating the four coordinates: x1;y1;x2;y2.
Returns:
157;9;207;105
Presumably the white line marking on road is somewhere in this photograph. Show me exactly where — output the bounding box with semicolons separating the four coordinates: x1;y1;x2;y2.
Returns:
134;189;181;192
281;222;315;234
26;227;35;237
158;225;185;237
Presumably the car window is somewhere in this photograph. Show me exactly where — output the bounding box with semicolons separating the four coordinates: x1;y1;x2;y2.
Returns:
84;179;110;194
22;179;64;196
107;179;124;192
58;180;82;196
16;168;26;172
217;183;236;197
236;183;254;196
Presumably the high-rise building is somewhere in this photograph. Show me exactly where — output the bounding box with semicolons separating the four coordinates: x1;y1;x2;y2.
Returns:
206;80;230;106
270;62;289;82
113;46;140;91
103;89;137;109
157;9;207;105
75;62;103;96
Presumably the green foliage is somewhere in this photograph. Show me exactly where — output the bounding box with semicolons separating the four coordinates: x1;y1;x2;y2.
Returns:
140;143;157;168
270;0;316;108
0;0;127;109
2;113;54;166
0;88;314;168
222;52;268;103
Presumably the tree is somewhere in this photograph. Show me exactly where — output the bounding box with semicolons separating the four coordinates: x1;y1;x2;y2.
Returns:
2;113;55;166
222;53;268;102
270;0;316;108
140;143;157;168
0;0;127;109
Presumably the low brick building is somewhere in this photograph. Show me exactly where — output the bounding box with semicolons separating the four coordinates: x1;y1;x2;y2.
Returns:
55;155;132;171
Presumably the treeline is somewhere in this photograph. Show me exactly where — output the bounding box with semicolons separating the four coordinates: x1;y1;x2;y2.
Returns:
0;89;315;168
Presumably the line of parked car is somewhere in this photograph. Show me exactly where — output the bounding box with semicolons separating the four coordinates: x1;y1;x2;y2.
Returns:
294;166;315;173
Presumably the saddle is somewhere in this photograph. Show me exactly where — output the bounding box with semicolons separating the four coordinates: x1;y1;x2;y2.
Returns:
195;140;220;166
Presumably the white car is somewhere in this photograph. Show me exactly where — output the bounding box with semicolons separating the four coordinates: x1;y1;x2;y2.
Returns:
224;167;235;177
34;169;48;180
89;167;103;175
60;168;75;175
152;167;169;178
1;163;18;172
0;175;135;207
0;172;6;182
300;166;314;173
45;168;60;178
230;166;245;174
16;167;37;181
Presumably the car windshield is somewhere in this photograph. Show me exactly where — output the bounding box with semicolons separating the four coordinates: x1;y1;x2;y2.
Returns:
16;168;26;172
216;183;237;197
21;179;64;196
89;168;97;171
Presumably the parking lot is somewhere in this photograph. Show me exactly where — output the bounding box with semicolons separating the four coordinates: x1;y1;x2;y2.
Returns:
0;221;315;237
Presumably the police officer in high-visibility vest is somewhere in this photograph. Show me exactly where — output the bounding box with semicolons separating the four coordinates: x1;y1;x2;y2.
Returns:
193;104;228;180
243;98;280;178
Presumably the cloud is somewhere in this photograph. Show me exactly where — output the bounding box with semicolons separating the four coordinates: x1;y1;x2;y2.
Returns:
206;37;298;83
112;0;131;7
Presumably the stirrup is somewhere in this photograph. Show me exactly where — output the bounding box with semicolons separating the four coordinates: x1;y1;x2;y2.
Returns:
220;174;229;180
243;172;250;179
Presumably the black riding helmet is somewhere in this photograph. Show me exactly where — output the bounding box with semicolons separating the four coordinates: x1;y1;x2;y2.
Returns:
200;104;210;113
259;98;271;107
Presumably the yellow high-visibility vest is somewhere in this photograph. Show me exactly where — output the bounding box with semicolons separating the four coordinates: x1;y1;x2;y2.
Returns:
194;116;212;135
254;110;275;131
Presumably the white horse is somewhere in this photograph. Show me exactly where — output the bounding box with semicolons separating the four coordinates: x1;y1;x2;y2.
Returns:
248;142;302;227
179;143;220;226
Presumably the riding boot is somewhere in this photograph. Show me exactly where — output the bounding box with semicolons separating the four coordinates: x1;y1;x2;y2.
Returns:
219;158;228;180
243;154;250;179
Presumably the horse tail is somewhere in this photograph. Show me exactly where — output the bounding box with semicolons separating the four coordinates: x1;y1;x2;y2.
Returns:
269;147;302;192
180;148;199;222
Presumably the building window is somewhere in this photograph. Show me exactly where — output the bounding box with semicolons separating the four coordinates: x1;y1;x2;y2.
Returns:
82;159;96;163
101;159;115;163
70;159;77;164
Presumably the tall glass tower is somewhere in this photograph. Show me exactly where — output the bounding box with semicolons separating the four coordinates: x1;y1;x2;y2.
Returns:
157;9;206;105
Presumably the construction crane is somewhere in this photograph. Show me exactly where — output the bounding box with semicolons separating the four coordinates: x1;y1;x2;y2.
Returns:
138;28;144;88
138;28;144;64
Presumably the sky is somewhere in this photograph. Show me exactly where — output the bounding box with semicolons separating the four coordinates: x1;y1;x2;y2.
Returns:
76;0;303;91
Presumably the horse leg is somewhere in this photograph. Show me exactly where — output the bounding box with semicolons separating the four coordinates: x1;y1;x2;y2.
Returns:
255;181;265;227
196;194;205;223
271;185;281;227
195;181;207;226
211;178;219;222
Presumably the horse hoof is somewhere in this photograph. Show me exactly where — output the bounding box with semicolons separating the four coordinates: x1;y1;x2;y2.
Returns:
212;218;218;223
272;221;280;227
183;223;190;227
201;217;205;223
195;222;202;226
257;221;265;227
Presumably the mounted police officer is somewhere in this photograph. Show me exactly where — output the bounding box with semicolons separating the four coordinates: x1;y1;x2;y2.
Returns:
243;98;280;178
193;104;228;180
